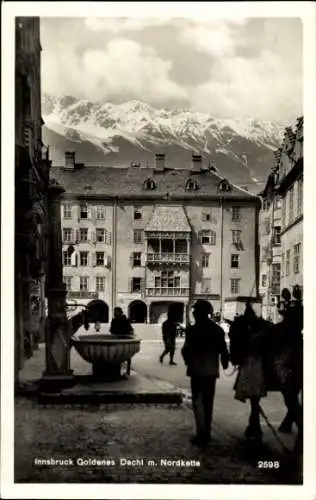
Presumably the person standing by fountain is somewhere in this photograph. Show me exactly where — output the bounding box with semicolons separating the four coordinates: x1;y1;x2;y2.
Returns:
159;304;179;366
110;307;134;337
181;300;229;447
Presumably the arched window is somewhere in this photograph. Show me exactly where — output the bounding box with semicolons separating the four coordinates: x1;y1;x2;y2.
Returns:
143;178;156;190
185;178;199;191
217;179;232;193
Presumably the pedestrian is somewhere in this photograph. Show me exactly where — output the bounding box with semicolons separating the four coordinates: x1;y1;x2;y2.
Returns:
159;304;179;365
110;307;134;337
182;300;229;447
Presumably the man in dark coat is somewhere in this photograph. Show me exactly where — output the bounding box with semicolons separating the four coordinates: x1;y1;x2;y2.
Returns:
181;300;229;447
159;304;179;365
110;307;134;337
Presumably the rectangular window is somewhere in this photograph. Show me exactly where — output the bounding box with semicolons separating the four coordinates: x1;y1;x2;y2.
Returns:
231;254;239;268
199;230;210;244
96;252;104;266
96;206;105;220
63;276;72;291
264;218;270;235
96;276;105;292
62;228;72;243
63;203;72;219
293;243;301;274
96;228;105;243
63;252;71;266
201;278;211;293
199;230;216;245
80;203;88;219
202;210;211;222
272;263;281;285
289;186;294;223
232;206;241;222
262;199;270;211
132;277;141;292
286;249;291;276
133;252;142;267
80;276;89;291
282;195;287;228
230;278;240;295
272;226;281;245
154;271;180;289
297;177;303;215
134;208;142;220
261;245;269;261
276;196;282;210
232;230;241;244
133;229;143;244
261;274;267;287
80;251;88;267
201;253;209;268
79;228;88;242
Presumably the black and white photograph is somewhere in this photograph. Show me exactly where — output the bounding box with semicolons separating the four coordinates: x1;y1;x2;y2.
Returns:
1;2;316;499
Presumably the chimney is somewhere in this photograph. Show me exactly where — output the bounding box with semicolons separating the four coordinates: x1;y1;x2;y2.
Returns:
192;154;202;172
64;151;75;170
155;153;165;171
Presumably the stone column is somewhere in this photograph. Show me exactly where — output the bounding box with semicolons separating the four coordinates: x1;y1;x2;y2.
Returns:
40;180;74;391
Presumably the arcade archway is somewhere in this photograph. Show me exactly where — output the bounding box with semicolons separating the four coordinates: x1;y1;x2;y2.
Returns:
85;299;109;323
149;301;184;324
129;300;147;323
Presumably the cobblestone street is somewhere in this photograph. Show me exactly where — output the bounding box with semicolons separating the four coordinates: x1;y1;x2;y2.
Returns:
15;398;299;484
15;326;301;485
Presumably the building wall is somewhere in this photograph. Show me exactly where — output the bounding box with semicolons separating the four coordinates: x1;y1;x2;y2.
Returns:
259;197;282;321
259;116;303;321
15;17;50;378
61;198;258;322
62;201;113;312
280;175;303;291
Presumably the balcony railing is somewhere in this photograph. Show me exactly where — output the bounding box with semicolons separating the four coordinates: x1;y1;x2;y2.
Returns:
146;287;189;297
67;291;99;300
147;253;190;264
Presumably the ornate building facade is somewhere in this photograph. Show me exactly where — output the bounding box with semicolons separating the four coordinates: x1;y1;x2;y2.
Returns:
278;118;303;293
15;17;51;380
51;152;261;324
259;117;303;319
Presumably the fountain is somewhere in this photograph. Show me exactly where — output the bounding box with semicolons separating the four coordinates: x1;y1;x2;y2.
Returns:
71;331;141;380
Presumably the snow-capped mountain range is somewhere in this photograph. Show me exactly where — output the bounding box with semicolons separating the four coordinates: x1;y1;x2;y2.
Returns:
42;93;285;189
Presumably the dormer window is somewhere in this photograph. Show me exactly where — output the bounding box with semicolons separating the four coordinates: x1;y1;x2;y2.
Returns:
143;178;156;190
185;178;199;191
217;179;232;193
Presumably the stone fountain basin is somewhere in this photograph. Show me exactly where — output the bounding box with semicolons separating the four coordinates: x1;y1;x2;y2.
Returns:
71;334;141;365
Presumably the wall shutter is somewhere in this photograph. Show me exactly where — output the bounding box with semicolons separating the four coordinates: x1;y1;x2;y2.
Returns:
140;253;146;267
91;230;96;244
75;229;80;243
106;230;112;245
140;278;145;295
91;206;96;225
130;278;133;293
77;205;81;222
71;251;77;267
87;205;92;220
129;253;134;267
92;252;96;267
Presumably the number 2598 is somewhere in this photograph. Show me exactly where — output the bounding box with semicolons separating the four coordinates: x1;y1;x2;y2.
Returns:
257;461;280;469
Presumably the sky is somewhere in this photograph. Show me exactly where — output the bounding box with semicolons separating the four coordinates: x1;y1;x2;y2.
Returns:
40;17;303;123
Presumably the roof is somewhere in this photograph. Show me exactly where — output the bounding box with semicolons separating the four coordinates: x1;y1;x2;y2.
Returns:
146;206;191;232
50;165;259;201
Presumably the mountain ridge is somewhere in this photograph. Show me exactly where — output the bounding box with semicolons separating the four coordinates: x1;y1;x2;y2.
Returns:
42;93;285;190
